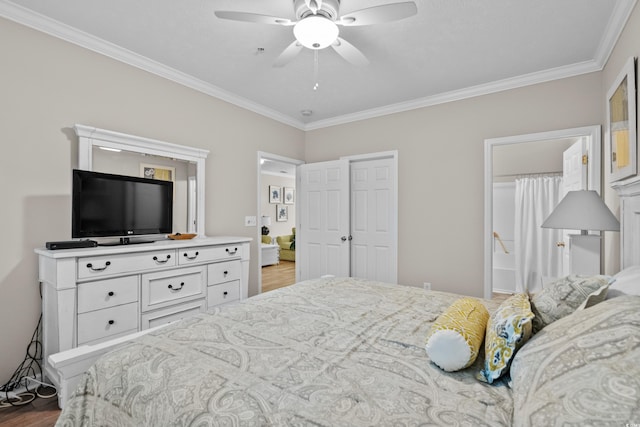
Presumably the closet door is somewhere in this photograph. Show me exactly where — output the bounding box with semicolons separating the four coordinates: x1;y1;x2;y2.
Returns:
297;160;350;281
350;158;397;283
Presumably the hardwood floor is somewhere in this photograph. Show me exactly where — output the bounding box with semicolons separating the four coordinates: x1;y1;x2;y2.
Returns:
0;394;59;427
2;278;511;425
261;260;296;293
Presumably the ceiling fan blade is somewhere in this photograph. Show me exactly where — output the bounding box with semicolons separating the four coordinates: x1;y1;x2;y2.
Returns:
338;2;417;26
214;11;294;26
331;37;369;67
274;41;304;67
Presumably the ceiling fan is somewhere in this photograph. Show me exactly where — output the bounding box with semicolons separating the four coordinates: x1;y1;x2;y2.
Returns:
214;0;418;67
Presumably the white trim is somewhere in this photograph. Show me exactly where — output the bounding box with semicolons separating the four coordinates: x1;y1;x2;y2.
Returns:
1;0;635;131
484;126;601;299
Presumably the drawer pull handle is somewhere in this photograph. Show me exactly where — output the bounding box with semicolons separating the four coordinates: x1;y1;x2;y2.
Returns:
108;320;115;325
108;291;115;297
153;255;171;264
226;248;238;255
168;282;185;292
223;291;228;297
87;261;111;272
183;251;199;260
223;270;228;276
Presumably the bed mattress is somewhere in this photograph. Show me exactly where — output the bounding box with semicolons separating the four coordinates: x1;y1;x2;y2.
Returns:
56;277;511;426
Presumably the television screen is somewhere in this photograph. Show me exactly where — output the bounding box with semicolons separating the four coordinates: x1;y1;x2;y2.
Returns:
72;169;173;239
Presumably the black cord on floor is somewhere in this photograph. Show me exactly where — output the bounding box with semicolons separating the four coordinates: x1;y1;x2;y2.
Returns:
0;313;57;408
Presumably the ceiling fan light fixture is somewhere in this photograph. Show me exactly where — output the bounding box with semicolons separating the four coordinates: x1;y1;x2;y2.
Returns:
293;16;339;49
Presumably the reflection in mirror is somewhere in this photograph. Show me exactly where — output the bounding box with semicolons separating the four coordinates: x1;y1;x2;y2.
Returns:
75;124;208;239
484;126;601;299
92;148;197;234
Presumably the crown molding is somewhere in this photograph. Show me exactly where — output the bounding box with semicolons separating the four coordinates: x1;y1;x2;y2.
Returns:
303;60;602;130
593;0;638;67
0;1;307;131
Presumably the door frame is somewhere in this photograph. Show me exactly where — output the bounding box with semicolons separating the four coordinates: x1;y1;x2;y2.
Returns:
483;126;601;299
257;151;304;294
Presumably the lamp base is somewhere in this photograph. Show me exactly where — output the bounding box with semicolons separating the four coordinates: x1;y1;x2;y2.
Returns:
261;226;270;236
569;234;600;275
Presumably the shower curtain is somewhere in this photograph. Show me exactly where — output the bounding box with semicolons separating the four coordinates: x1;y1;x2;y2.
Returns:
514;175;564;293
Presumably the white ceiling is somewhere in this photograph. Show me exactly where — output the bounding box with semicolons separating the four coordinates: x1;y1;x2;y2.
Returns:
1;0;636;130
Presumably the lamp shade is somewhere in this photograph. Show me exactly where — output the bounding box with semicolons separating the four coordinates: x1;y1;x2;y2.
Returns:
541;190;620;232
293;16;339;49
261;216;272;226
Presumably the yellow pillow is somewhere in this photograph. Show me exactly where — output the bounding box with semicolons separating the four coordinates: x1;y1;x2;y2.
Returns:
425;298;489;372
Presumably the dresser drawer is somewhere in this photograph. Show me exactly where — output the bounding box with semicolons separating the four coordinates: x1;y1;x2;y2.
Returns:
207;280;240;308
78;250;176;280
141;300;205;330
77;276;138;314
178;244;243;266
208;260;241;286
141;266;206;312
77;302;138;345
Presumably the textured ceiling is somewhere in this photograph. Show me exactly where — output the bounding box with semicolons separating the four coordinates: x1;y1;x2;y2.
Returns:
1;0;635;129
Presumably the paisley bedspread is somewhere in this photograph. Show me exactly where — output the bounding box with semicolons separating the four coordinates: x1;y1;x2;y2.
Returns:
55;277;512;426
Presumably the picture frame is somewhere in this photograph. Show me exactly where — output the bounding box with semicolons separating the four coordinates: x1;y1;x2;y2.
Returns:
276;204;288;222
140;163;176;182
607;56;637;182
269;185;281;204
283;187;295;204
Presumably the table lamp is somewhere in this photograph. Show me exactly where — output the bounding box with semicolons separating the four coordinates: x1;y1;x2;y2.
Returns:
541;190;619;275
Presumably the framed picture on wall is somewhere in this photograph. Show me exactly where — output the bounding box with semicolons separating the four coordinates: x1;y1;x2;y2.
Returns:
140;163;175;182
276;204;288;222
269;186;281;203
283;187;295;204
607;56;637;182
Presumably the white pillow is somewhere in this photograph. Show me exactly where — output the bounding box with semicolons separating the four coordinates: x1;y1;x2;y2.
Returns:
608;266;640;298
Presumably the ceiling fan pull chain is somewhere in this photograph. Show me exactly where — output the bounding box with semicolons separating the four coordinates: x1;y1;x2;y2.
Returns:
313;50;319;90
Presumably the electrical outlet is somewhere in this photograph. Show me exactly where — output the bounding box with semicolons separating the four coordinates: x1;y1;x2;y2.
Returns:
244;216;257;227
423;282;431;291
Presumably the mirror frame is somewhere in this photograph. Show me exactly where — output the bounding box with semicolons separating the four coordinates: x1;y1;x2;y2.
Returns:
483;125;601;299
75;124;209;236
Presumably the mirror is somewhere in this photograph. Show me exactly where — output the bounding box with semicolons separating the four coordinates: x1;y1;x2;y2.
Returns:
483;126;601;299
75;124;208;237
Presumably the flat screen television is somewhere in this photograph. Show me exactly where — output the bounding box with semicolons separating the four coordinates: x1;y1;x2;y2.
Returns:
72;169;173;240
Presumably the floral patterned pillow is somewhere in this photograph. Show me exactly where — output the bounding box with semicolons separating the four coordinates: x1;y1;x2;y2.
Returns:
477;293;534;384
530;275;610;333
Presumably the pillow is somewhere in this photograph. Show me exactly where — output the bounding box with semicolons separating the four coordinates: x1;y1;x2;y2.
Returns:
510;295;640;426
530;275;610;332
608;266;640;298
477;293;533;384
425;297;489;372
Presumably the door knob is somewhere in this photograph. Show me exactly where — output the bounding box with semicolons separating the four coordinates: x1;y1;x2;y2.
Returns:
341;236;347;242
556;241;566;247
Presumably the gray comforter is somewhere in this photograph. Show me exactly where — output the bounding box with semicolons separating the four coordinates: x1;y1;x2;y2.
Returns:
56;277;511;426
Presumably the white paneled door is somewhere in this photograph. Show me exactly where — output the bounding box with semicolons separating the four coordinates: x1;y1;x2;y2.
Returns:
297;160;350;280
297;155;397;283
561;139;589;276
350;158;397;283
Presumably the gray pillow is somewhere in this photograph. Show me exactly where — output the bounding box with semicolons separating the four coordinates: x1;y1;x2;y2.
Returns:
530;275;610;332
510;295;640;426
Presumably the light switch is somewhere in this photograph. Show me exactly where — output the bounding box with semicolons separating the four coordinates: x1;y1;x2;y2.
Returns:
245;216;257;226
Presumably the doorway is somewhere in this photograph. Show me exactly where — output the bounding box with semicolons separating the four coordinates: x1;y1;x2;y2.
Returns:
257;152;304;294
483;126;601;299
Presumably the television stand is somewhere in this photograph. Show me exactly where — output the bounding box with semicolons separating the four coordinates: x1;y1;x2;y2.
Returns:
98;237;155;246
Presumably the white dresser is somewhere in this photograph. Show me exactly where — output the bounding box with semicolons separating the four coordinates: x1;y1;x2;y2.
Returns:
35;236;251;394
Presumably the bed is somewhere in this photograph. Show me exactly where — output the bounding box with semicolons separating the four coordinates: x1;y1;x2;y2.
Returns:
54;181;640;426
